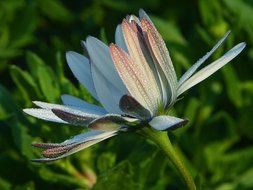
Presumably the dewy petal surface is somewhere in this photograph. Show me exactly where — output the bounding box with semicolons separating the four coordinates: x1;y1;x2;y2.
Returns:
141;18;177;105
177;42;246;96
121;19;161;110
178;31;231;86
23;108;67;124
31;101;103;126
149;115;188;131
109;44;154;114
33;101;105;116
66;51;98;100
32;130;118;162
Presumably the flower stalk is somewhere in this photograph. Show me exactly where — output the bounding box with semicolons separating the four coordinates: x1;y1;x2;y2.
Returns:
141;127;196;190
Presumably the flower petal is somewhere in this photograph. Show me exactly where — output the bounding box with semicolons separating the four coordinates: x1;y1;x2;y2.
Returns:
149;116;188;131
23;108;67;123
178;31;231;86
121;19;161;110
177;42;246;96
32;101;103;126
33;101;104;116
80;40;90;58
88;114;134;131
141;18;177;106
109;44;153;114
61;94;107;114
90;62;124;114
119;95;151;120
51;109;94;126
139;9;153;25
115;24;128;52
66;51;98;100
31;130;117;162
86;36;128;95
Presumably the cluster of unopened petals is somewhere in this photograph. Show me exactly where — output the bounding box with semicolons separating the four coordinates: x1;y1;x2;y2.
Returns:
24;9;246;162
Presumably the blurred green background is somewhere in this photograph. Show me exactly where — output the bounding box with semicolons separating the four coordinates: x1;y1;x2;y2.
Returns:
0;0;253;189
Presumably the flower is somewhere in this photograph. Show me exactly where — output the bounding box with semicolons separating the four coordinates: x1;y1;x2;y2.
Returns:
24;9;246;162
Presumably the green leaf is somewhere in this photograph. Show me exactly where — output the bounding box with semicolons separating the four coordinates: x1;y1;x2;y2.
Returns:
222;65;243;107
37;64;60;102
38;0;74;22
10;65;41;104
93;161;139;190
97;152;116;173
26;51;45;79
0;177;11;190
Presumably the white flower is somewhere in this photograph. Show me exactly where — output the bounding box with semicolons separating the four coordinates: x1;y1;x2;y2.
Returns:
24;9;246;162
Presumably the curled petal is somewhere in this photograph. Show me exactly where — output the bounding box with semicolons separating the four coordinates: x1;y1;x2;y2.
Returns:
141;18;177;106
121;19;161;110
109;44;153;114
119;95;151;120
52;109;94;126
149;116;188;131
31;131;117;162
88;114;139;131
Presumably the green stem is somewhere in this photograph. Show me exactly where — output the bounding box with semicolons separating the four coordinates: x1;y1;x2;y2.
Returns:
140;127;196;190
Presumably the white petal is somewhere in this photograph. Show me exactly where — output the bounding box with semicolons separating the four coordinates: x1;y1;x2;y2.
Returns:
149;115;188;131
115;24;128;52
23;108;67;123
177;42;246;96
86;36;128;95
61;94;107;115
121;20;161;110
109;44;154;113
66;51;98;100
33;101;103;117
127;15;141;25
141;18;177;106
178;31;231;86
90;63;123;114
139;9;153;25
31;130;118;162
62;130;117;145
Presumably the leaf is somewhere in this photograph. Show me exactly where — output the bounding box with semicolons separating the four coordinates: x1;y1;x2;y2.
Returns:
10;65;41;104
38;0;74;22
93;161;139;190
37;64;60;102
97;152;116;173
222;65;243;107
0;177;11;190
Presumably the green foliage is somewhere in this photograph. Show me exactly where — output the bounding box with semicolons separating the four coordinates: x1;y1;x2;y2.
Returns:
0;0;252;189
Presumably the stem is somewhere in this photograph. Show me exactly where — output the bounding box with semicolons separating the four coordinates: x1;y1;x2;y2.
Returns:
140;127;196;190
